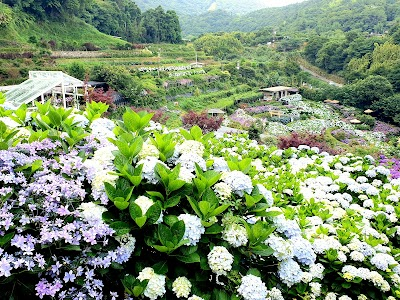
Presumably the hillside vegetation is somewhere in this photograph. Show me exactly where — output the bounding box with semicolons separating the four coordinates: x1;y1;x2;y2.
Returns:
180;0;400;36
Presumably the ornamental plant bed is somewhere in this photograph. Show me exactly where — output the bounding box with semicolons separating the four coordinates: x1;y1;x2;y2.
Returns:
0;98;400;300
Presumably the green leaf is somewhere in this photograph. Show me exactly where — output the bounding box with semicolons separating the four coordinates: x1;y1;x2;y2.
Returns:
0;232;15;247
187;196;202;217
62;245;81;251
132;286;144;297
252;245;274;257
153;245;169;252
158;224;173;246
171;220;185;244
190;126;203;140
164;196;180;209
246;268;261;277
210;204;230;217
109;221;131;235
129;202;143;219
152;261;168;274
146;191;165;201
205;223;223;234
168;179;186;192
176;253;200;263
114;201;130;210
146;203;162;225
198;201;211;217
135;216;147;228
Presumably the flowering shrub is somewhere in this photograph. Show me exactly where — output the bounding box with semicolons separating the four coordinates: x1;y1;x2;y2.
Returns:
1;98;400;299
182;111;223;133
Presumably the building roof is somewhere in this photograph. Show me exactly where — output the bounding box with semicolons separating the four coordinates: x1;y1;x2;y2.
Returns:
5;71;84;108
259;86;297;92
208;108;226;114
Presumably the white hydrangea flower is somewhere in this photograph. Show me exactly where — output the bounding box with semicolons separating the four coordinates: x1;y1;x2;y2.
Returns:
222;223;248;247
338;296;352;300
213;182;232;200
132;195;152;212
178;214;205;246
222;170;253;197
115;233;136;257
78;202;107;223
207;246;234;275
188;295;204;300
325;292;337;300
179;166;195;183
92;170;118;193
138;143;160;160
93;146;117;166
71;113;89;127
309;282;321;297
277;258;303;287
178;140;205;157
266;235;293;261
237;274;268;300
172;276;192;298
267;287;284;300
137;156;167;184
350;251;365;262
211;157;230;172
256;184;274;206
137;267;166;300
309;263;325;280
177;153;206;172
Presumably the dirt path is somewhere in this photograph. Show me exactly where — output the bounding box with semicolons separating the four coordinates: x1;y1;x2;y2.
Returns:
299;64;343;87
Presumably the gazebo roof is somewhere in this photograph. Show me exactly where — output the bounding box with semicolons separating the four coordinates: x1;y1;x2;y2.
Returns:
350;119;361;124
364;109;374;114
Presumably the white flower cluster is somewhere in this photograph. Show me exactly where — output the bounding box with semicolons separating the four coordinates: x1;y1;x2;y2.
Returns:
211;157;230;172
342;265;390;292
277;258;303;287
178;140;205;157
137;156;167;184
138;143;160;160
221;170;253;197
172;276;192;298
266;235;293;261
137;267;166;300
178;214;205;246
90;117;116;141
78;202;107;223
237;274;268;300
135;196;154;215
222;223;248;247
213;182;232;200
176;153;206;172
115;233;136;255
207;246;234;276
84;146;118;204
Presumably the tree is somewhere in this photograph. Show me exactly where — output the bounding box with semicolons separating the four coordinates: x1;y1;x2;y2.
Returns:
194;33;244;60
371;94;400;125
343;75;394;109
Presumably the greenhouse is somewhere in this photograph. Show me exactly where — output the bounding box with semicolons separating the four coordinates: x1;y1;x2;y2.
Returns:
4;71;84;109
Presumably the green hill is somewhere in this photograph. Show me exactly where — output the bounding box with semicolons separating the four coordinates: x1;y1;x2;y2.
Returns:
179;0;400;36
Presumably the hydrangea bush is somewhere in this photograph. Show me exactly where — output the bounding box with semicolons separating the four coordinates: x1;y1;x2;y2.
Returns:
1;98;400;300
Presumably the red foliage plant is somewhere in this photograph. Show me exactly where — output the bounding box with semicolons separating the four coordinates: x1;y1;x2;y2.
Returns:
87;87;115;108
130;107;169;125
278;132;343;155
182;111;224;133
